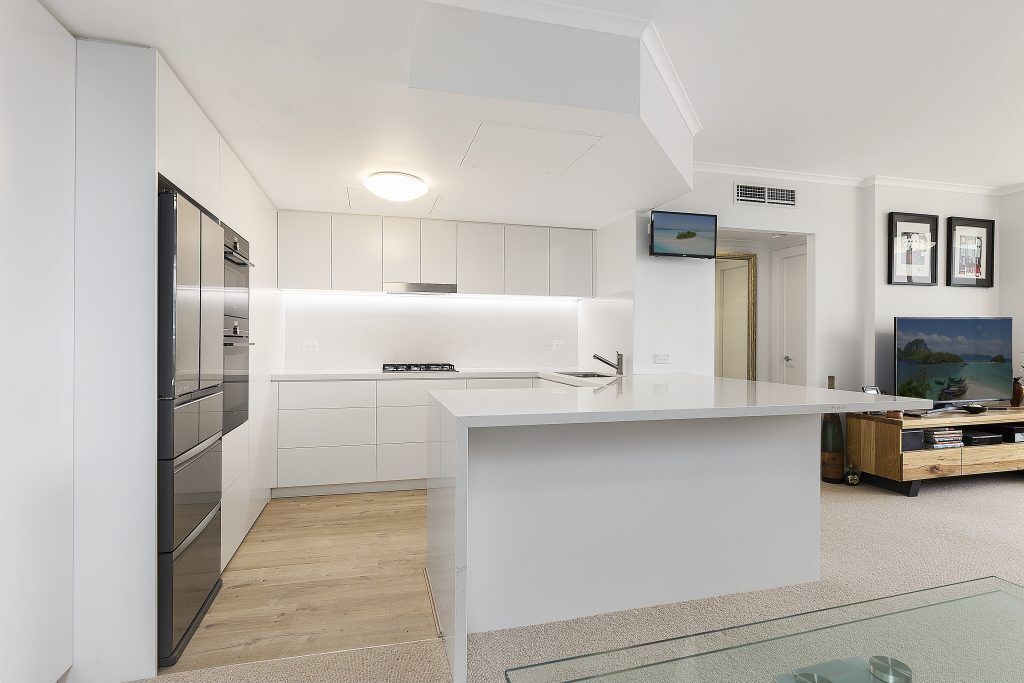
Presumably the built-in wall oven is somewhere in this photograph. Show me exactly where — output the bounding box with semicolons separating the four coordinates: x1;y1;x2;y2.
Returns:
223;225;251;435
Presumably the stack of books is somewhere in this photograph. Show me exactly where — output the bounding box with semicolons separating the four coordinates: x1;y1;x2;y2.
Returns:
924;427;964;449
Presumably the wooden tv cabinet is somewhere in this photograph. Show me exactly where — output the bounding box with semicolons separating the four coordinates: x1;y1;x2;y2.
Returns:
847;409;1024;496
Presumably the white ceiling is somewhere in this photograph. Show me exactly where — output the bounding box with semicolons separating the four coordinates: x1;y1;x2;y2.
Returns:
40;0;686;228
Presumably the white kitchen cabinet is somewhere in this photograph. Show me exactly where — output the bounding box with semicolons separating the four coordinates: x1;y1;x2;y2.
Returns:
222;421;249;489
383;217;420;283
377;406;428;444
376;379;466;406
420;219;457;284
534;377;570;388
278;380;375;409
457;222;504;294
278;407;376;448
278;211;332;289
466;378;535;389
157;57;195;195
193;108;220;216
332;214;383;291
377;442;428;481
277;445;376;487
549;228;593;297
504;225;549;295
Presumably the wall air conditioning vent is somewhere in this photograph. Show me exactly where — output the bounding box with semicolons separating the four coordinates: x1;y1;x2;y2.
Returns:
734;183;797;208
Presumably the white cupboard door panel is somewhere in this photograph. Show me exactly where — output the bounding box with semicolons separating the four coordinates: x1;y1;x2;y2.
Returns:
457;222;504;294
157;57;195;195
278;408;375;448
420;219;457;284
376;379;466;406
504;225;549;295
278;381;376;409
222;421;249;489
221;475;249;569
550;228;593;297
377;406;428;444
377;442;428;481
277;445;376;487
383;217;420;283
194;108;220;216
278;211;332;289
466;378;535;389
333;214;383;291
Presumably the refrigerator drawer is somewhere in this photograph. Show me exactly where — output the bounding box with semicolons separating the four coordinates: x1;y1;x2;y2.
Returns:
164;390;223;461
159;437;222;553
158;507;222;667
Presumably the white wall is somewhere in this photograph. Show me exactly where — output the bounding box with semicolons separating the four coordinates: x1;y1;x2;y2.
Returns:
0;1;76;680
871;185;1001;391
283;292;580;371
1000;189;1024;371
72;41;158;683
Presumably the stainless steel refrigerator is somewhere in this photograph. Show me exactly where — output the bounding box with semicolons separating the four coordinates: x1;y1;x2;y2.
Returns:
156;175;224;667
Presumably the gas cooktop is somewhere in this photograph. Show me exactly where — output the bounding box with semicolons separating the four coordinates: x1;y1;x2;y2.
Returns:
382;363;457;373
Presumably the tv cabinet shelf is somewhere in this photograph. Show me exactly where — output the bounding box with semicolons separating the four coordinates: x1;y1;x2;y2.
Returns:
847;409;1024;496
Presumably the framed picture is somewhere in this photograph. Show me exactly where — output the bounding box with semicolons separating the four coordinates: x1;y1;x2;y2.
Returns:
947;216;995;288
887;212;938;285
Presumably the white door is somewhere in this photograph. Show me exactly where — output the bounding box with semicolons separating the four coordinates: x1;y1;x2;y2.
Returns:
773;246;807;385
715;259;750;379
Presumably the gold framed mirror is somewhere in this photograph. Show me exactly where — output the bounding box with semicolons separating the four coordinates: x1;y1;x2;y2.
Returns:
714;252;757;380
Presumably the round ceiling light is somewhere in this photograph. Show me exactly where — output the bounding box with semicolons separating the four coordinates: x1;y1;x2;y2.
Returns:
363;171;428;202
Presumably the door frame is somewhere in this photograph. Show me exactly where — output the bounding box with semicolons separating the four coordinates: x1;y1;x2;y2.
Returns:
771;243;810;384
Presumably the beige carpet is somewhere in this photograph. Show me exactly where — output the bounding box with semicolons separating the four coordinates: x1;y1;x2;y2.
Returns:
470;472;1024;681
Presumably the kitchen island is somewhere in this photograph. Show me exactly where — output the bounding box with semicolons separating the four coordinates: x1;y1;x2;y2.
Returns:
425;374;929;682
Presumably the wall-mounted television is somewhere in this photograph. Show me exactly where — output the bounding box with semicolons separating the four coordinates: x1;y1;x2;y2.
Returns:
650;211;717;258
895;316;1012;404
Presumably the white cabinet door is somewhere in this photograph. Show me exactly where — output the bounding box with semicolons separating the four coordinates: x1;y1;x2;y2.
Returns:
420;219;457;284
157;57;195;195
376;379;466;406
383;217;420;283
222;420;249;489
278;407;376;448
377;406;428;444
332;214;383;291
193;108;220;216
277;445;376;487
466;378;535;389
550;228;593;297
377;442;428;481
457;222;504;294
278;381;376;409
278;211;332;289
504;225;549;295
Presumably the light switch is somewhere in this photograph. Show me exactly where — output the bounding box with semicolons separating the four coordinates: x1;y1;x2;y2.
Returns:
302;340;319;352
653;353;670;365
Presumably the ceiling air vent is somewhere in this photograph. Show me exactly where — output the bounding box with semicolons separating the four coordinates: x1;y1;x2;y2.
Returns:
735;183;797;208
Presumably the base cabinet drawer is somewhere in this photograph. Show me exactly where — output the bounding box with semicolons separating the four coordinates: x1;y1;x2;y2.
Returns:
902;449;961;480
278;407;375;448
377;442;428;481
279;381;375;409
466;378;534;389
962;444;1024;475
377;379;466;406
278;445;377;487
377;406;428;444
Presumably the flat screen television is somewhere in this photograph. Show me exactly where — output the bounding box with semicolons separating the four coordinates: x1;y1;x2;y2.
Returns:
650;211;717;258
895;316;1012;404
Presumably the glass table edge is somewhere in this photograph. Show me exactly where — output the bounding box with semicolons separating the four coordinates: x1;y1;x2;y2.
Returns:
503;575;1022;682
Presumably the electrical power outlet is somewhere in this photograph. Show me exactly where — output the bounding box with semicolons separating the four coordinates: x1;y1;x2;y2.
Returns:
653;353;670;365
302;339;319;352
552;340;567;351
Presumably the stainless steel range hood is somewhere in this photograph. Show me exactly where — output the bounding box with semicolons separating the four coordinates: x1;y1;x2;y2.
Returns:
383;282;457;294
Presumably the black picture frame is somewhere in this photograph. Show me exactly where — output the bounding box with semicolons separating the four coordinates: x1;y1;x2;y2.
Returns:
887;212;938;286
946;216;995;288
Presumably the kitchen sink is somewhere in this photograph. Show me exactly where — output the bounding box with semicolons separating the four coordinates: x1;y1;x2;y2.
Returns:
558;371;615;378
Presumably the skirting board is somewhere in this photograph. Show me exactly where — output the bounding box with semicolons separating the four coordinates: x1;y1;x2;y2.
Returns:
272;479;427;498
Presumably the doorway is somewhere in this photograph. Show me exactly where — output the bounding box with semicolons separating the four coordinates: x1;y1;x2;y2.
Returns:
772;243;809;385
715;253;757;380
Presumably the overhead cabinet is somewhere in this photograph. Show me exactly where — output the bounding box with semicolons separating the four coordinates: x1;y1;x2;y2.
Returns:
383;217;421;283
420;220;457;284
457;222;505;295
550;228;593;297
332;214;383;291
505;225;550;295
278;212;332;289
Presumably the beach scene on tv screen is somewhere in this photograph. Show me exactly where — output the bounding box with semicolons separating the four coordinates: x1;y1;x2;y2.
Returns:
652;212;716;256
896;318;1012;401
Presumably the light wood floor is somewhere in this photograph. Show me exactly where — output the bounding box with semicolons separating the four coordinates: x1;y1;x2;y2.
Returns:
161;491;439;674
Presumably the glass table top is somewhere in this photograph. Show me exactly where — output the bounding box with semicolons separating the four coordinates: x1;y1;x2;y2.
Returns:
505;577;1024;682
